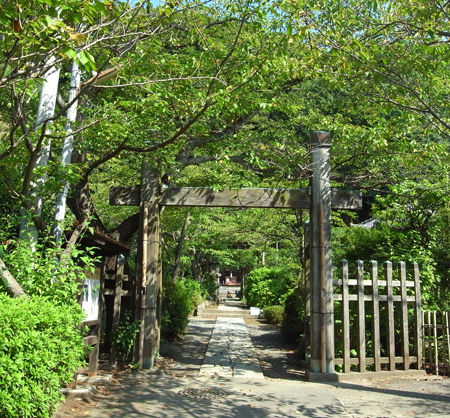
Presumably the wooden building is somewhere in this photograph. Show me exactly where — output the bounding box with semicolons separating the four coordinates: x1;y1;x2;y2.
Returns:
76;228;133;375
220;270;242;286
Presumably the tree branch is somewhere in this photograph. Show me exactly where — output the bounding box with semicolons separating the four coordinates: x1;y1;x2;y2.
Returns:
0;258;27;298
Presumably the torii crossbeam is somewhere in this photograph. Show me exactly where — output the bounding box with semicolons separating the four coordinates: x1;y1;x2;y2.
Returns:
109;131;362;375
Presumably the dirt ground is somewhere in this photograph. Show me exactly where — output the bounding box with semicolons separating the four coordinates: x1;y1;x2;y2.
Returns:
245;317;307;380
54;357;182;417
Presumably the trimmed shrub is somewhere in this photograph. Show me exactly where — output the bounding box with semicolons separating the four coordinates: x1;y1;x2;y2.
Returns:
182;278;204;309
161;278;204;341
0;295;85;418
263;305;284;324
281;287;305;343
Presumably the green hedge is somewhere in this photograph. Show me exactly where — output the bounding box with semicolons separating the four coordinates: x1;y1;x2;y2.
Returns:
281;287;305;344
161;278;204;341
0;295;85;417
244;267;293;309
262;305;284;324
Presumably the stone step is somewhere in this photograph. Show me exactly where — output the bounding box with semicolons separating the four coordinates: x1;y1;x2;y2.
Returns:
223;301;246;306
77;374;112;385
198;313;259;319
200;307;248;311
200;311;252;315
198;310;251;315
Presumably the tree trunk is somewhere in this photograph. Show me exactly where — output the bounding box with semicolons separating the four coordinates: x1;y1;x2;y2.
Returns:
172;211;190;282
0;259;26;298
110;212;139;243
190;248;201;281
68;176;105;232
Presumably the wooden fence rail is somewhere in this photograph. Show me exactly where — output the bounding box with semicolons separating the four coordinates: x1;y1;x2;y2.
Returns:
423;311;450;375
333;260;423;373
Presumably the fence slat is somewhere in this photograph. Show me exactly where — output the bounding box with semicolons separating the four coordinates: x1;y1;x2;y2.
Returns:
422;310;426;369
357;261;366;372
335;355;419;366
446;312;450;371
433;311;438;375
334;260;423;374
399;262;410;370
427;311;432;371
413;263;423;370
433;311;439;374
342;260;350;373
371;261;381;372
386;261;395;371
333;294;416;302
333;279;415;287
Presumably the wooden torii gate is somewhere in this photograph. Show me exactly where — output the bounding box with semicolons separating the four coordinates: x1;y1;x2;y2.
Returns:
109;131;362;375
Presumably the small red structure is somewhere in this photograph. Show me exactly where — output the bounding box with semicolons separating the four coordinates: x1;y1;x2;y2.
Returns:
220;270;242;286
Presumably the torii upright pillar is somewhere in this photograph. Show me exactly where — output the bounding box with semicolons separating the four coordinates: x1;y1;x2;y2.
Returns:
309;131;334;374
138;162;162;369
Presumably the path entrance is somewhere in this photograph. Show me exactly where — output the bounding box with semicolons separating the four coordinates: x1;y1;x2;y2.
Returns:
110;131;363;376
86;306;349;417
73;306;450;418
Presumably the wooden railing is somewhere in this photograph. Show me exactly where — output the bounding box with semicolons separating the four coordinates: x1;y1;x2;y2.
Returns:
333;260;423;373
423;311;450;375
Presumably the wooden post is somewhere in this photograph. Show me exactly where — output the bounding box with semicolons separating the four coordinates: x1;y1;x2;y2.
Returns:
134;219;144;364
303;221;311;363
427;311;432;370
341;260;350;373
445;312;450;372
413;263;423;370
357;260;366;372
310;131;334;374
111;256;124;363
399;262;410;370
370;261;381;372
385;261;396;371
433;311;438;375
138;162;162;369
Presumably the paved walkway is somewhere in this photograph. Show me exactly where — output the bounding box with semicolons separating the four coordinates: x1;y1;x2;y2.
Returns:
200;317;264;379
84;304;450;418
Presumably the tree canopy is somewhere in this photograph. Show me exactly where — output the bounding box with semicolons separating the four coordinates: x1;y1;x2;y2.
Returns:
0;0;448;306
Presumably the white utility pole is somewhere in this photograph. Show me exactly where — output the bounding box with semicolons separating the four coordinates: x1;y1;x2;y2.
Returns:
53;60;81;243
19;56;60;245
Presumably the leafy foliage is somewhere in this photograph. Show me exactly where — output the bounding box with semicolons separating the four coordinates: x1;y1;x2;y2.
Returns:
333;198;448;310
244;267;294;309
0;224;97;414
161;278;204;341
281;287;306;344
0;0;448;383
112;311;141;363
262;305;284;324
0;295;85;418
0;233;97;304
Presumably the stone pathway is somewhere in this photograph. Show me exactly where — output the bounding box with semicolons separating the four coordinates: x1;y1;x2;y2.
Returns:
199;317;264;379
